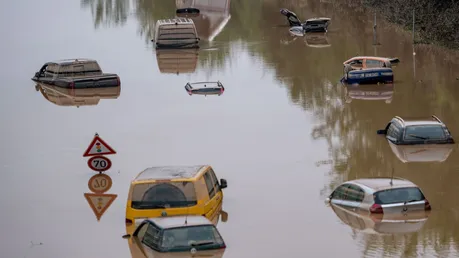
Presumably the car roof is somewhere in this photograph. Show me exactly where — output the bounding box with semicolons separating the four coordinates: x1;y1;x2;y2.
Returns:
50;58;97;65
133;165;207;182
346;177;418;192
306;17;331;22
148;215;213;229
187;81;223;87
393;115;444;126
344;56;391;63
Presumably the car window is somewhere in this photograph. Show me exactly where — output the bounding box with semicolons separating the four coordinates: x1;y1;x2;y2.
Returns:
404;125;446;140
135;222;149;240
131;182;197;209
142;224;162;250
331;184;349;200
346;184;365;202
208;168;220;192
386;122;401;141
349;59;363;68
374;187;425;205
366;59;384;68
161;225;224;251
204;171;216;199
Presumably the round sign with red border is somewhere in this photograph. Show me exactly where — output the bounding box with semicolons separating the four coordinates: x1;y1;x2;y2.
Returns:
88;173;113;193
87;155;112;172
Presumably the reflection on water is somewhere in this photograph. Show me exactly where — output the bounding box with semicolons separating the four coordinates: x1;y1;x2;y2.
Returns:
85;173;118;221
156;49;199;74
331;203;430;235
35;82;121;107
388;142;455;163
305;33;331;48
343;83;394;104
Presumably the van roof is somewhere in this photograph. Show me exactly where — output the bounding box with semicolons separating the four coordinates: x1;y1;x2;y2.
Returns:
348;177;418;192
50;58;97;65
148;215;213;229
134;165;207;182
156;18;195;25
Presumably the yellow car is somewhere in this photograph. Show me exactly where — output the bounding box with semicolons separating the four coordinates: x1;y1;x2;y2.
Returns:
125;165;228;234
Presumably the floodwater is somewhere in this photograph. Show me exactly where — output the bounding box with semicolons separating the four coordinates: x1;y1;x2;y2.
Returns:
1;0;459;257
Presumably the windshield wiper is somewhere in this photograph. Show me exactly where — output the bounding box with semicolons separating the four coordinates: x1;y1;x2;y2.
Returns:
408;134;429;140
404;199;422;204
190;241;215;247
138;203;169;209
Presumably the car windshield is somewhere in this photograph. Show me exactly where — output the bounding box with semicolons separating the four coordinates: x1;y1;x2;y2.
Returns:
131;181;197;209
374;187;425;205
161;225;224;251
404;125;446;140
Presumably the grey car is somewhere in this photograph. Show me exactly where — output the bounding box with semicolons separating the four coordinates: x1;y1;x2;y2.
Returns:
326;177;431;214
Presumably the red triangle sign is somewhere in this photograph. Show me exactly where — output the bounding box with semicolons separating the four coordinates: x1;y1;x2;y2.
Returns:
84;193;117;221
83;134;117;157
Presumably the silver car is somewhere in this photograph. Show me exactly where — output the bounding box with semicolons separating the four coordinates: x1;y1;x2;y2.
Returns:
326;177;431;214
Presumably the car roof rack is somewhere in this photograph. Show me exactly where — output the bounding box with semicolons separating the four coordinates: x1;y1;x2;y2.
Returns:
394;116;404;123
431;115;442;123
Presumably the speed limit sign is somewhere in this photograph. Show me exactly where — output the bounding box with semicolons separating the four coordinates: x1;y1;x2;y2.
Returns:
87;155;112;172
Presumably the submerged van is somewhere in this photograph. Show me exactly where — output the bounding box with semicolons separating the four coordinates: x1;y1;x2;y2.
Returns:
152;18;200;49
125;165;227;230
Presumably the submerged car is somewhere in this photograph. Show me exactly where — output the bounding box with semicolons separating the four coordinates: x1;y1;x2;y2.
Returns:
123;215;226;257
152;18;200;49
35;82;121;107
343;83;394;104
331;203;430;235
342;56;400;85
31;59;120;89
377;115;455;145
125;165;228;231
280;9;330;33
327;177;431;214
185;81;225;96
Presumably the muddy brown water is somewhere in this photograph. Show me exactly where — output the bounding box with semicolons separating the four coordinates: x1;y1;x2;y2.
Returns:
1;0;459;257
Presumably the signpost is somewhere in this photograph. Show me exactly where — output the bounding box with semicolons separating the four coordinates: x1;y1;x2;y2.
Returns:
83;133;118;221
84;193;118;221
87;156;112;172
88;173;113;193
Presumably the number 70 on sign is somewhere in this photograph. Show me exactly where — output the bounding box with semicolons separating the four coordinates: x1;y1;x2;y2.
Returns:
88;156;112;172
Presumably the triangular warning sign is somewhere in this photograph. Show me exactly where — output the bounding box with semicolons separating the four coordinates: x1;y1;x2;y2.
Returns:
84;193;117;221
83;135;116;157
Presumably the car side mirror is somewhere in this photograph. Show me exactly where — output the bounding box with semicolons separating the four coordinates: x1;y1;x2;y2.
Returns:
377;129;387;135
122;234;131;239
220;179;227;189
220;210;228;222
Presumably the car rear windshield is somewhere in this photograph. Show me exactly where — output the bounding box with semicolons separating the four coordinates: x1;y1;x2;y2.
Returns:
131;181;197;209
404;125;446;140
161;225;224;251
374;187;425;205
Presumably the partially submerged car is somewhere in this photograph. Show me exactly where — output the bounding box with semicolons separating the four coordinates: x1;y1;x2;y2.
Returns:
342;56;399;85
377;115;455;145
389;142;454;163
156;48;199;74
35;82;120;107
123;215;226;257
280;9;331;33
31;59;120;89
185;81;225;96
327;177;431;214
152;18;200;49
125;165;228;231
343;83;394;104
331;203;430;235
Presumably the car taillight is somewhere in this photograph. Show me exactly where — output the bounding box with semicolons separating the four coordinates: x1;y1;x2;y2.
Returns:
370;204;383;213
116;76;121;86
425;199;431;210
69;82;75;88
125;218;133;224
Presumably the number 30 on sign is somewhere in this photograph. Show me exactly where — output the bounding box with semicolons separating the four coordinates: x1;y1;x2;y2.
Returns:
88;156;112;172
